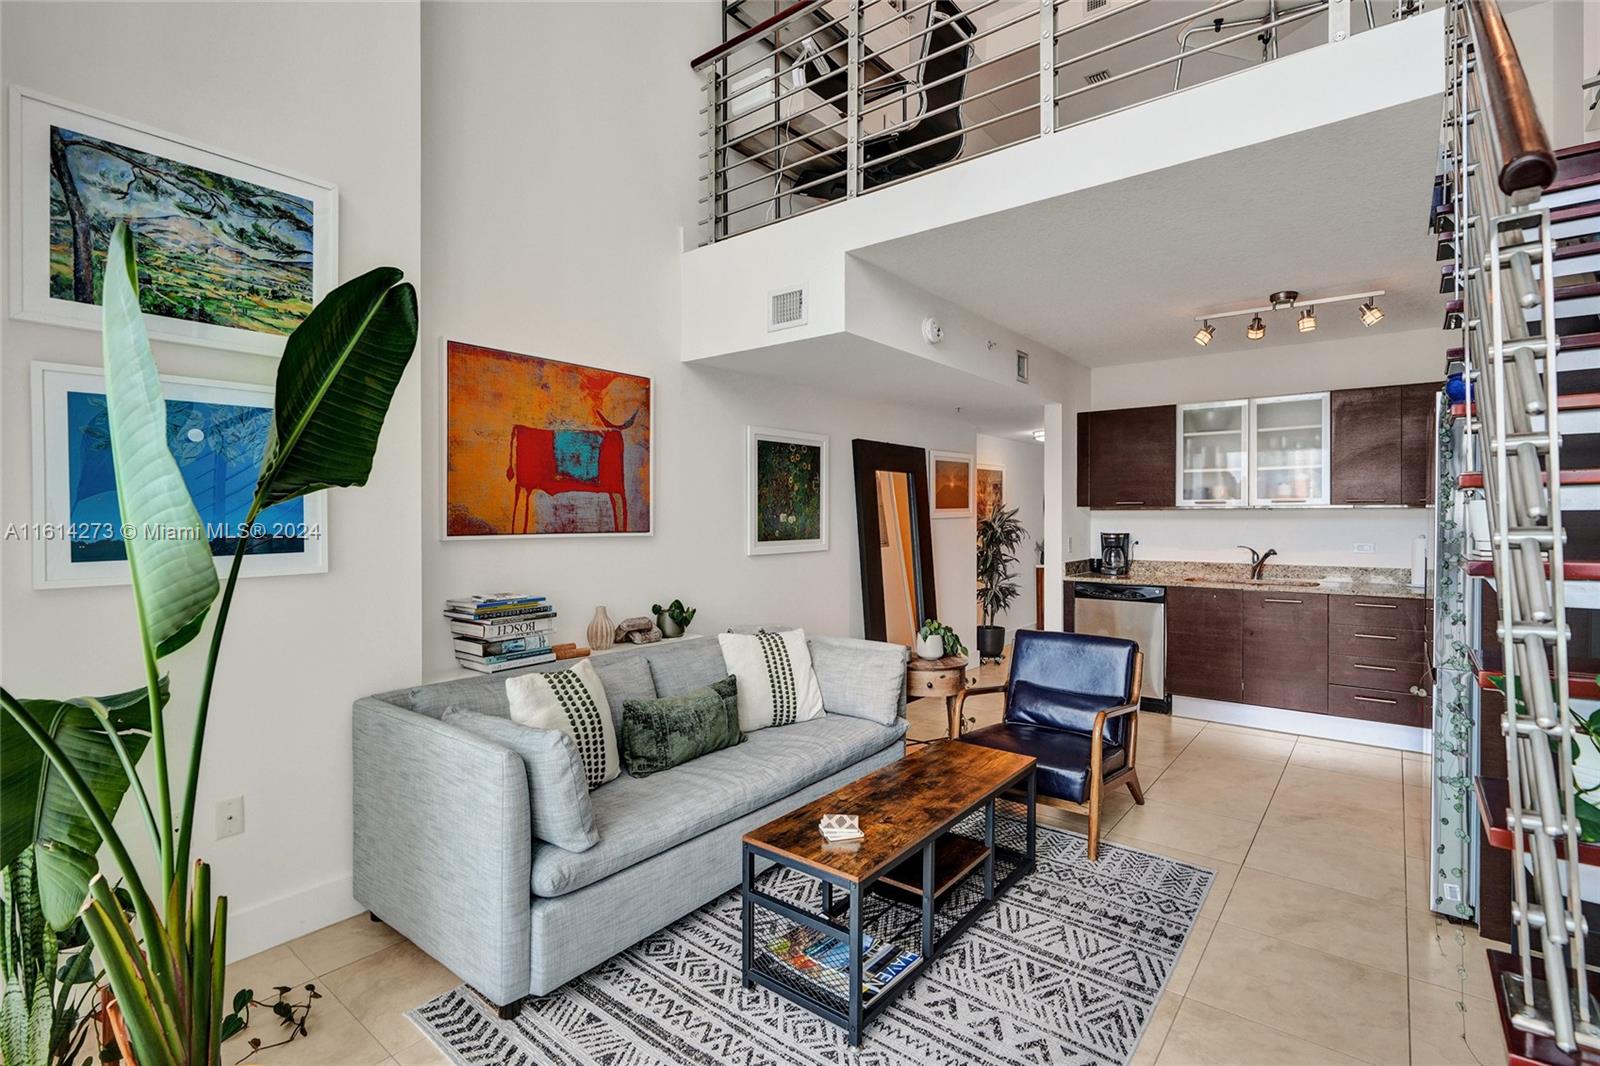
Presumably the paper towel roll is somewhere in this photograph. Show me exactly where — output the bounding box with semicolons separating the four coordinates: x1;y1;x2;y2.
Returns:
1410;534;1428;589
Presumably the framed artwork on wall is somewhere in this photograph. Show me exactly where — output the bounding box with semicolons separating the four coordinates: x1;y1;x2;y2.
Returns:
747;426;828;556
31;362;328;589
9;87;338;357
930;450;974;518
977;463;1005;522
443;340;652;539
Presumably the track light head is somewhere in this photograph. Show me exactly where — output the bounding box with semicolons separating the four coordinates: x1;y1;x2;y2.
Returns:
1194;321;1216;346
1359;300;1384;327
1246;315;1266;341
1297;307;1317;333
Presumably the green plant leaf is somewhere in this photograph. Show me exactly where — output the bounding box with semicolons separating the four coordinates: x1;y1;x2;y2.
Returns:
100;224;220;658
0;684;164;927
256;267;418;508
1578;795;1600;843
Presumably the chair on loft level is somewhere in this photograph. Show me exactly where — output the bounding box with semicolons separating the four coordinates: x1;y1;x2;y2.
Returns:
785;0;977;201
952;629;1145;861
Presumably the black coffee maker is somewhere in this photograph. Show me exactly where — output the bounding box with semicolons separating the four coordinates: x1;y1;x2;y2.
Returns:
1092;532;1132;576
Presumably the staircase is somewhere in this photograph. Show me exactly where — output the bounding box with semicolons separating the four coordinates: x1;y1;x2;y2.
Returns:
1444;0;1600;1059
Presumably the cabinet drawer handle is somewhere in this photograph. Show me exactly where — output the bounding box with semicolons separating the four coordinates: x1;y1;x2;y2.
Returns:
1263;598;1303;604
1353;695;1398;705
1114;500;1145;505
1346;498;1385;503
1352;663;1398;672
1353;602;1398;609
1353;633;1399;640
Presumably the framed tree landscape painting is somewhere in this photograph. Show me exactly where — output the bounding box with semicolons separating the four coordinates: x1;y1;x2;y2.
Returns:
31;362;328;588
977;463;1005;522
747;426;828;555
9;88;337;356
443;340;652;539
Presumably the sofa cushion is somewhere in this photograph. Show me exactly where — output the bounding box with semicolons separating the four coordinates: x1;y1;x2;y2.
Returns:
808;636;907;726
620;676;742;777
530;714;908;897
442;708;598;852
507;660;621;790
717;629;825;731
591;655;656;726
645;639;729;697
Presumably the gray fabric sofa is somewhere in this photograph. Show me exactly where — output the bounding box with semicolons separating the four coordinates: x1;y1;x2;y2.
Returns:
352;632;909;1010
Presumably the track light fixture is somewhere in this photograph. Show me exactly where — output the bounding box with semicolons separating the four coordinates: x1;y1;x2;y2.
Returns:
1189;288;1385;345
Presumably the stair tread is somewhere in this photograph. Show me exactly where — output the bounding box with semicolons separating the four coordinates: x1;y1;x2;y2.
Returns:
1484;947;1600;1066
1449;392;1600;417
1477;668;1600;699
1445;282;1600;315
1547;139;1600;194
1465;558;1600;580
1457;469;1600;489
1446;331;1600;361
1476;776;1600;865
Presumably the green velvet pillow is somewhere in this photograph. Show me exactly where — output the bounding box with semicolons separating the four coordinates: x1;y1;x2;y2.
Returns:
620;675;742;777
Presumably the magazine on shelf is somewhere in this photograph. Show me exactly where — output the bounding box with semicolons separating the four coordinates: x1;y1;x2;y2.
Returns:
452;634;552;658
444;593;548;609
764;925;919;1001
450;617;558;639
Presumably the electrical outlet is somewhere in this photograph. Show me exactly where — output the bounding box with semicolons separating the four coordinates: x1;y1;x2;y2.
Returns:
216;796;245;839
1353;543;1375;554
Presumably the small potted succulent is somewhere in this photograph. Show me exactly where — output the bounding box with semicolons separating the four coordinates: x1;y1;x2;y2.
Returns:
916;619;967;661
652;599;696;639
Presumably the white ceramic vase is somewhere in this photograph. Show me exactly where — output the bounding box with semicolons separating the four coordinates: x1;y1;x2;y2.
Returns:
915;633;945;660
587;606;615;651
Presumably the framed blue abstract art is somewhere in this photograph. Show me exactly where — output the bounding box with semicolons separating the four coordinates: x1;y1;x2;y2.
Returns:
30;362;328;588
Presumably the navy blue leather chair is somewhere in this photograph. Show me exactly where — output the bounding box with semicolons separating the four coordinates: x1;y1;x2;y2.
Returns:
952;630;1145;860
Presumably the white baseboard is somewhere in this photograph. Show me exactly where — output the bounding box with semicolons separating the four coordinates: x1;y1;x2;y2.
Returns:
1171;695;1430;753
223;871;363;963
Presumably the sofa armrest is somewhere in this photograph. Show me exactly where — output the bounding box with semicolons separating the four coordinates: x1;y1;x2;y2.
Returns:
352;697;532;1006
808;635;909;724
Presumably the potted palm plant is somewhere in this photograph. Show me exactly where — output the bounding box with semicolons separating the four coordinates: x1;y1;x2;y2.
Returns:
976;505;1027;662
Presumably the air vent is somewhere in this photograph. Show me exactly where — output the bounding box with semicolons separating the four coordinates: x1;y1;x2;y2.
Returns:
1086;0;1107;10
1016;350;1030;384
1084;69;1111;84
768;287;807;331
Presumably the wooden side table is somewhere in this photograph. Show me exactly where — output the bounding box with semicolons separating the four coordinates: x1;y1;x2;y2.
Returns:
906;654;970;739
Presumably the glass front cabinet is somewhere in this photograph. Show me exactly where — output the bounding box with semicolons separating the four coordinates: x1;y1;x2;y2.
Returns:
1176;393;1330;508
1250;392;1330;506
1177;400;1248;507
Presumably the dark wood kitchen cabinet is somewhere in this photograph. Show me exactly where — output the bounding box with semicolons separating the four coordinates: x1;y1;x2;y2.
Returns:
1241;591;1328;713
1165;585;1242;701
1081;405;1177;509
1330;383;1438;506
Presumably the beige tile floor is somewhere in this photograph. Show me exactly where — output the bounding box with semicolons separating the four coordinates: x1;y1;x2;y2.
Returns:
224;670;1504;1066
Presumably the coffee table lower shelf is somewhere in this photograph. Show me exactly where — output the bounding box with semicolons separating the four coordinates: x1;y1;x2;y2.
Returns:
739;786;1037;1046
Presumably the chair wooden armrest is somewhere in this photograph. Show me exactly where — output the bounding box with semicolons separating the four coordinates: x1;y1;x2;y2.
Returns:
950;682;1005;737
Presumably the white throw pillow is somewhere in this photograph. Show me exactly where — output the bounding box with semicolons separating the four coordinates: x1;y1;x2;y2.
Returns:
505;659;620;789
717;629;826;732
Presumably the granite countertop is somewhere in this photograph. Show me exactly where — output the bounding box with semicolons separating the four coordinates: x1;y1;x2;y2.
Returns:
1064;560;1431;600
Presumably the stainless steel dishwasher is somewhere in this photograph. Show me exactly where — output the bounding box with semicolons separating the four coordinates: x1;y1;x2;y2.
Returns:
1073;582;1167;710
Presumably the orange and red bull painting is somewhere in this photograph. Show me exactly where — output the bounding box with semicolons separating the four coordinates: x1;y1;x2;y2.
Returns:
444;341;652;537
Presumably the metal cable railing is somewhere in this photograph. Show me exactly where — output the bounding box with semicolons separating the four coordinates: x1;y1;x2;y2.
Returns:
1445;0;1590;1051
691;0;1414;242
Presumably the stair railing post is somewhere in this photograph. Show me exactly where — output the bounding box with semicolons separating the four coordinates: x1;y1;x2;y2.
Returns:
1327;0;1351;42
846;0;860;198
1039;0;1055;136
707;63;724;242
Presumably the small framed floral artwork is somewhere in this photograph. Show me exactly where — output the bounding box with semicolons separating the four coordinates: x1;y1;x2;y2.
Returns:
747;426;828;555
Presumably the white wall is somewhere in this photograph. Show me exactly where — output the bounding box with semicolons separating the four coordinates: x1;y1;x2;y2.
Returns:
976;434;1044;631
1086;326;1438;569
419;1;992;674
1504;0;1591;148
0;2;423;959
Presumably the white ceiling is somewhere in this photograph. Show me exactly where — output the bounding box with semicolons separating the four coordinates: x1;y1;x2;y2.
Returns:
850;94;1445;367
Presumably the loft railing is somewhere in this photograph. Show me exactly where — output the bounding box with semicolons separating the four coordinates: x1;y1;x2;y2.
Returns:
1445;0;1586;1053
691;0;1413;242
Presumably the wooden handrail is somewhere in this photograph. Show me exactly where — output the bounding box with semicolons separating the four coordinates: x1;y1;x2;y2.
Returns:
691;0;828;72
1467;0;1557;195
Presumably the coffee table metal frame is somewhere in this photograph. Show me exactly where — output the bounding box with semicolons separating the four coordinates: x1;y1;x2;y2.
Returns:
739;765;1037;1046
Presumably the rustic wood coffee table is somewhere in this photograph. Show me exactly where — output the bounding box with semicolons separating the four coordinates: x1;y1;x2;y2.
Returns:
740;742;1037;1045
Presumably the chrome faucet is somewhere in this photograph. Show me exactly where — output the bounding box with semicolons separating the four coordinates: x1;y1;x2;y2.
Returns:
1238;545;1279;581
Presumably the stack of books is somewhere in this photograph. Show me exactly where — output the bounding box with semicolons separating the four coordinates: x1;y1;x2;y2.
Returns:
445;593;558;673
764;925;919;1003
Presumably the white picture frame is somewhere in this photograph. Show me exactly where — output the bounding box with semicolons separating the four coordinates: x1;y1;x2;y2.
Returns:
746;426;829;556
929;449;975;518
440;338;655;540
30;361;328;588
9;87;338;357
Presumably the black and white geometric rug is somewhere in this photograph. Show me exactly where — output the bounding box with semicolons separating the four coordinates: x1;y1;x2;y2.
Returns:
408;823;1212;1066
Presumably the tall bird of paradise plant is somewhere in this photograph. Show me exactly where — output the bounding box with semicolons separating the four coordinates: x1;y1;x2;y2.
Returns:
0;223;418;1065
